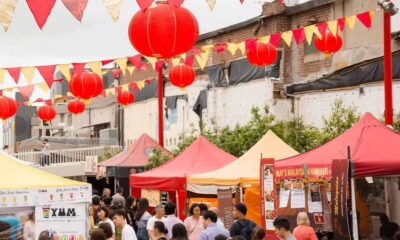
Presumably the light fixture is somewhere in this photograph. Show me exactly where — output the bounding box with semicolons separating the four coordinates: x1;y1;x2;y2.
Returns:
378;0;399;16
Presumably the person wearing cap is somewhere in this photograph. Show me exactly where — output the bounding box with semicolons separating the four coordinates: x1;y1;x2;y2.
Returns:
229;203;256;240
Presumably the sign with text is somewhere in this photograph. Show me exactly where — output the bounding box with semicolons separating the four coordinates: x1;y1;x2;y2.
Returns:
141;189;161;207
217;189;234;229
331;159;351;240
37;185;92;205
0;189;35;208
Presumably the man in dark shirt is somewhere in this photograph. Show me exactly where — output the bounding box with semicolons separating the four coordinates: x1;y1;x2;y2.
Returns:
229;203;256;240
380;214;399;240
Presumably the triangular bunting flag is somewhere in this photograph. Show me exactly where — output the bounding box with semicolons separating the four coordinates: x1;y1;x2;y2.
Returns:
245;38;257;51
269;33;281;47
168;0;184;6
184;55;195;66
0;0;17;32
100;90;106;97
137;81;145;90
58;64;71;81
238;41;246;55
303;25;315;45
102;59;114;66
292;28;305;45
121;84;129;91
180;53;187;61
128;55;142;68
214;43;227;53
316;22;327;36
105;88;116;96
127;66;135;75
37;82;49;93
144;56;157;69
87;61;102;76
195;50;210;70
206;0;216;11
26;0;56;29
145;79;152;85
61;0;88;22
337;17;346;31
201;44;214;52
357;11;372;29
37;65;56;88
227;43;239;55
22;67;36;84
191;47;201;56
115;58;127;74
171;58;181;66
136;0;153;10
258;35;271;44
101;0;124;22
0;69;5;86
281;31;293;47
18;85;35;100
345;15;357;29
327;20;338;36
129;82;139;92
6;67;21;84
72;63;85;74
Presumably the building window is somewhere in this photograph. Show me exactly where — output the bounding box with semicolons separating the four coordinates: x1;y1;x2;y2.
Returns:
304;35;317;55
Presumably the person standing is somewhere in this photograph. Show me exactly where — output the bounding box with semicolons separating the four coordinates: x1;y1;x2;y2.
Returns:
135;198;152;240
153;221;168;240
229;203;256;240
164;202;183;239
147;205;167;240
171;223;189;240
112;187;126;207
209;207;225;229
199;210;229;240
90;229;107;240
97;206;116;235
125;196;137;229
2;145;10;154
103;188;111;199
273;217;297;240
184;203;205;240
113;209;137;240
99;223;114;240
292;212;317;240
41;139;50;166
23;213;35;240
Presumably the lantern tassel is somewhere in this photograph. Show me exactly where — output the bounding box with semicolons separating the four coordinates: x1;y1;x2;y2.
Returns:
83;99;91;105
325;53;331;58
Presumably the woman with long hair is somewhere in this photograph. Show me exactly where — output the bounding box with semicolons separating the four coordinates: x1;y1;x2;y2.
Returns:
135;198;151;240
125;196;137;229
98;222;114;240
153;221;168;240
293;212;318;240
171;223;189;240
183;203;204;240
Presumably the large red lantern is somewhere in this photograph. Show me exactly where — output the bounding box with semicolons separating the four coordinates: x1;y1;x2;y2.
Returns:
128;2;199;58
38;105;56;122
0;96;17;120
68;100;85;115
246;42;278;67
69;72;103;100
314;31;343;55
117;90;135;106
169;64;195;89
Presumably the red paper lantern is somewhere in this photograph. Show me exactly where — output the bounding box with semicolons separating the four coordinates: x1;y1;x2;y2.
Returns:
68;100;85;115
128;2;199;58
169;64;195;89
69;72;103;100
246;42;278;67
117;90;135;106
314;31;343;55
0;96;17;120
38;105;56;122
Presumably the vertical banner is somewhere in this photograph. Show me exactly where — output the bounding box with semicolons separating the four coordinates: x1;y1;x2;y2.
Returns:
217;189;234;229
331;159;351;240
260;158;278;239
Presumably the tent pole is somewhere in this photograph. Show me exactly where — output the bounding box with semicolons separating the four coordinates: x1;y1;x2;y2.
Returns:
350;177;359;240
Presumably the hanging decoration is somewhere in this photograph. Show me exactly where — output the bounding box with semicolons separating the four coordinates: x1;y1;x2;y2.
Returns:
128;1;199;58
68;100;85;114
0;95;17;120
37;105;56;122
246;42;278;67
169;64;196;89
69;72;103;100
117;90;135;106
314;31;343;56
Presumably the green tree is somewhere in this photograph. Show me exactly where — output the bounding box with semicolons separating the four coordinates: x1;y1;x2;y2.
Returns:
145;148;172;170
393;113;400;132
283;118;321;153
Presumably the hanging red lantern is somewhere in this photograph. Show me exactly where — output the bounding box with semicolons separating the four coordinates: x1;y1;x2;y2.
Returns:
169;64;195;89
117;90;135;106
38;105;56;122
0;96;17;120
68;100;85;115
246;42;278;67
314;31;343;55
69;72;103;100
128;2;199;58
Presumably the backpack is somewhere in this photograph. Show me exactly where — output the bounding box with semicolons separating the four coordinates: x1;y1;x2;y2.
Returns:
238;219;256;240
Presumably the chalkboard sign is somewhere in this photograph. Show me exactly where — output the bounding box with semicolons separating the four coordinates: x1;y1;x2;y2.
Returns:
217;189;234;229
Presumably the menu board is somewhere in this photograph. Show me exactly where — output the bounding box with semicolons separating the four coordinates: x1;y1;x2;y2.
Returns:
260;158;278;239
217;189;234;229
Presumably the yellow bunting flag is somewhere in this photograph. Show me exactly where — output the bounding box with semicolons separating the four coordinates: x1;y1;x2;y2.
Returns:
369;10;375;21
127;66;135;75
115;58;127;75
121;83;129;91
206;0;217;11
0;69;5;86
171;58;181;66
195;50;210;70
105;88;116;97
180;53;187;61
0;0;17;32
238;41;246;55
101;0;124;22
303;25;315;45
137;81;145;90
227;43;239;55
345;15;357;29
258;35;270;44
281;31;293;47
314;27;322;39
22;67;35;84
327;20;338;36
58;64;71;81
201;44;214;52
87;61;102;77
144;56;157;69
37;82;49;93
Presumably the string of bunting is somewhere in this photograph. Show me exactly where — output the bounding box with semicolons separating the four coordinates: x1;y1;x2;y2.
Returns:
0;8;377;105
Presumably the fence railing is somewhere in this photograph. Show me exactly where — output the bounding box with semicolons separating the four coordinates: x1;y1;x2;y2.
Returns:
13;145;120;167
39;136;118;146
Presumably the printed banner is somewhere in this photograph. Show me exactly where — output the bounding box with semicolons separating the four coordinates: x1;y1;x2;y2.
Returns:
278;180;290;208
275;166;331;180
0;189;36;208
37;185;92;206
331;159;351;240
35;203;87;240
217;188;234;229
290;179;305;209
308;183;322;213
141;189;161;207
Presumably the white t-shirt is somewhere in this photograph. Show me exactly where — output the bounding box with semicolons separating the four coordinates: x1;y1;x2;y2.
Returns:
122;224;137;240
98;218;116;233
146;216;167;230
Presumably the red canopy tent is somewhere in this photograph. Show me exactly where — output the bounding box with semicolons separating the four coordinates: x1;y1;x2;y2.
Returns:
130;136;236;219
276;113;400;178
99;133;171;168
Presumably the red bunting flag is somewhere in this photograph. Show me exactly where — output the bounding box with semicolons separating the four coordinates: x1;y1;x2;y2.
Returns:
214;43;227;53
100;90;106;97
61;0;88;22
44;99;52;105
112;69;122;78
269;33;282;47
239;0;244;3
337;17;346;31
26;0;56;29
102;59;114;65
168;0;184;6
37;65;56;88
72;63;85;74
128;55;143;68
292;28;305;44
191;47;201;56
316;22;328;35
129;82;140;92
18;85;35;100
245;37;258;51
136;0;153;9
145;79;152;85
357;11;372;29
6;67;21;84
185;55;195;66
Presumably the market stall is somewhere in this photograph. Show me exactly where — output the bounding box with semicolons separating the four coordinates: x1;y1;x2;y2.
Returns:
0;151;91;239
129;136;236;219
187;130;298;225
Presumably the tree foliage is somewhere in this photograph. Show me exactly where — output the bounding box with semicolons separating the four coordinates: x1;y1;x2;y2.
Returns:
145;148;171;170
